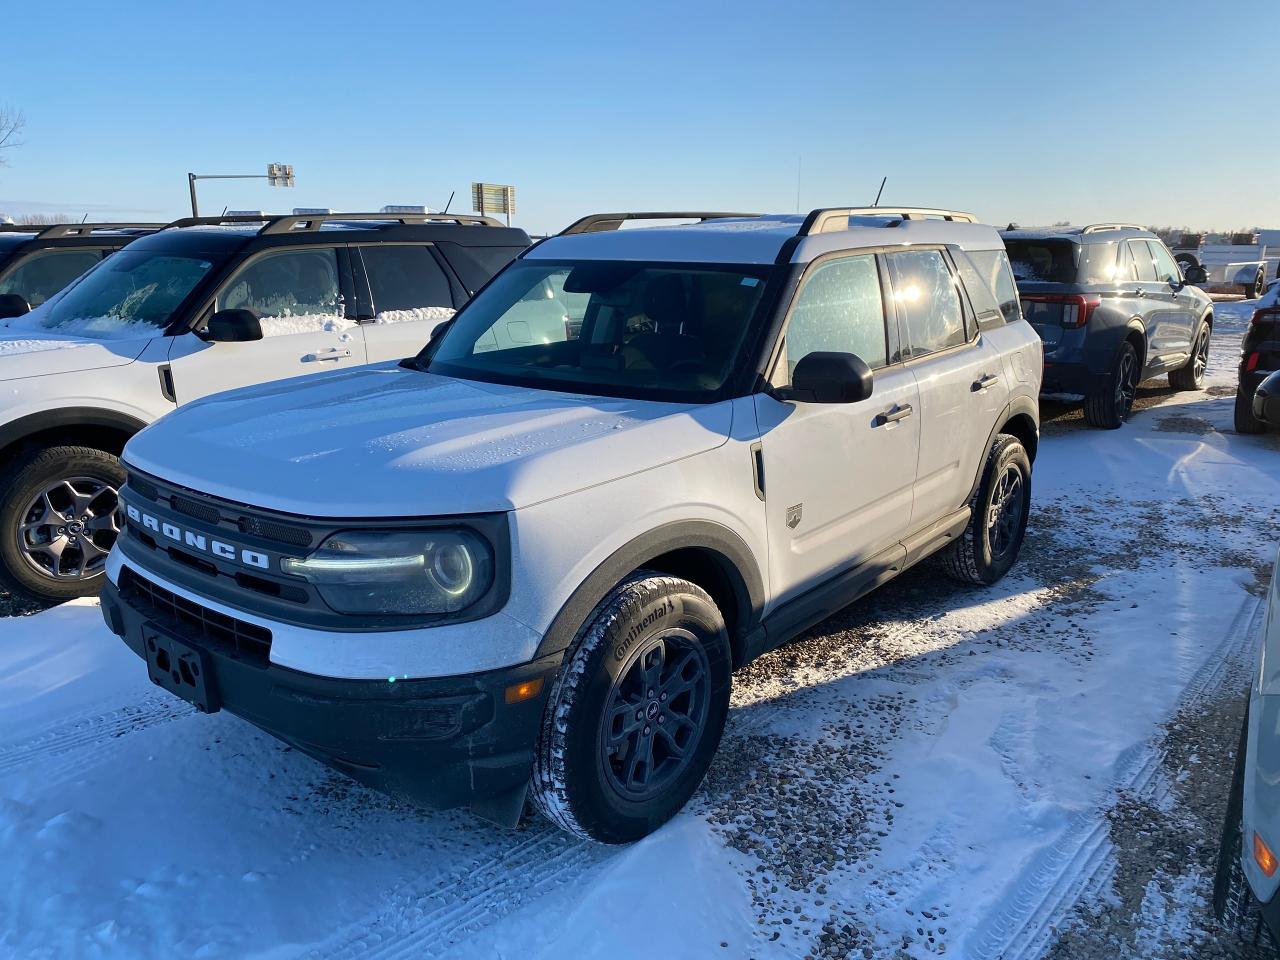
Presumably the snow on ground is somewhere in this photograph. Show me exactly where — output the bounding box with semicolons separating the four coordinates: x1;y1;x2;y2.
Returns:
0;299;1276;960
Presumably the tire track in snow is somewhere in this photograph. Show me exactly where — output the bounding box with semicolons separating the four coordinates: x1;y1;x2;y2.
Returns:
965;592;1264;960
0;692;193;777
302;827;605;960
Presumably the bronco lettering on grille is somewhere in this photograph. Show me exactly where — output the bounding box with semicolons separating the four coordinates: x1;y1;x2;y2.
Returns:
125;504;270;570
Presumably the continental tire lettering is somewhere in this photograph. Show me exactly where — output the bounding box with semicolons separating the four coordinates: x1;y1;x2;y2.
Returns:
613;598;676;662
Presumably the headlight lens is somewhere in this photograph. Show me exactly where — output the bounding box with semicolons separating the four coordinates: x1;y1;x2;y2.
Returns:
281;528;494;615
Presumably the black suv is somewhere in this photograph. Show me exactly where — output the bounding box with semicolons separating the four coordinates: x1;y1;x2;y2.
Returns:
0;222;162;315
1002;224;1214;428
1237;293;1280;433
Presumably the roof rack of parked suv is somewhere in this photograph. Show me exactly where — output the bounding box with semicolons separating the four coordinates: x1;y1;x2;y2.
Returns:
1081;223;1147;234
559;212;762;235
163;212;505;235
799;207;977;235
0;222;165;237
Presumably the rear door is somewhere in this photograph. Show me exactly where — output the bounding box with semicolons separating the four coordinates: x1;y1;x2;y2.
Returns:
885;248;1006;528
1150;240;1197;360
166;244;366;403
354;243;460;362
1126;239;1170;363
754;252;920;603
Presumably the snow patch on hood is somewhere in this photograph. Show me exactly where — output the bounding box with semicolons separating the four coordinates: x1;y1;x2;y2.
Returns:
0;337;92;357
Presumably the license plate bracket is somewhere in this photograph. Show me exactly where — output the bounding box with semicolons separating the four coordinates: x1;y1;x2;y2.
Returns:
142;623;220;713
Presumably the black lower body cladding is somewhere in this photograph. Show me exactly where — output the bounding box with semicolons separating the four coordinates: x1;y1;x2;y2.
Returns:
101;575;562;825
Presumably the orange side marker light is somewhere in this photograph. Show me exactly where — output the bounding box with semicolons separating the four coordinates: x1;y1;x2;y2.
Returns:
504;678;544;705
1255;832;1277;877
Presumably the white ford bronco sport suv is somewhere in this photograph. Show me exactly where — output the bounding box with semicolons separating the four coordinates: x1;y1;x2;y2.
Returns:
0;212;529;602
101;207;1042;842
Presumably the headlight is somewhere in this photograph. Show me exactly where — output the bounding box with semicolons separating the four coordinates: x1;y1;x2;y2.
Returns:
281;528;494;616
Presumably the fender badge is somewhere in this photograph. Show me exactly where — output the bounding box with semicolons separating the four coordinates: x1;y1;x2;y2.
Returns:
786;504;803;529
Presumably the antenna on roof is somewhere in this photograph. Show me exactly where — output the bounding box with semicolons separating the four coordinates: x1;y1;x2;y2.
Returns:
443;190;455;214
81;213;88;223
872;177;887;208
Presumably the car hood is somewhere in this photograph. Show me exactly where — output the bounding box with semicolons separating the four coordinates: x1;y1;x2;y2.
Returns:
123;364;735;516
0;327;151;380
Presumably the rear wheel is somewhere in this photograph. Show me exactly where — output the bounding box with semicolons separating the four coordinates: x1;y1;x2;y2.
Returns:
1169;321;1210;391
1250;269;1267;300
531;573;731;843
1236;383;1266;434
1084;340;1140;429
0;446;125;602
943;434;1031;586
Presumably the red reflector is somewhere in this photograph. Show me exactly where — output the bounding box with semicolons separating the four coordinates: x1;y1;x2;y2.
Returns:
1247;352;1261;372
1252;307;1280;325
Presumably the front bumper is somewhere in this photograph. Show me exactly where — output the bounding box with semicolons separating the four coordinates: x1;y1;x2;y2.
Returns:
101;573;562;825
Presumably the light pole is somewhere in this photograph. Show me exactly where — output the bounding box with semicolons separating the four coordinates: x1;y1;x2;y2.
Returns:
186;163;295;217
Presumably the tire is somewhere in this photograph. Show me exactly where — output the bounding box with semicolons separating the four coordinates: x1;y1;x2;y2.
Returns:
0;446;126;602
531;573;731;843
942;434;1031;586
1250;269;1267;300
1169;321;1210;391
1237;383;1266;434
1084;340;1140;429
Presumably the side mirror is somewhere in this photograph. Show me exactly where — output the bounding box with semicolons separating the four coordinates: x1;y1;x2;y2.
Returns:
1182;264;1208;285
780;351;874;404
429;317;454;342
0;293;31;319
203;308;263;343
1255;370;1280;428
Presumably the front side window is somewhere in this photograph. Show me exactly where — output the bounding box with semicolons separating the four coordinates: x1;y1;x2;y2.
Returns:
775;255;886;385
1128;240;1157;282
425;260;768;402
885;250;966;358
217;247;343;335
22;250;218;339
359;244;455;322
0;249;104;306
1151;242;1182;284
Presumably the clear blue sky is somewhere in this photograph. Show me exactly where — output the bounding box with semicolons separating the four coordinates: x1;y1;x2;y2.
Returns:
2;0;1277;234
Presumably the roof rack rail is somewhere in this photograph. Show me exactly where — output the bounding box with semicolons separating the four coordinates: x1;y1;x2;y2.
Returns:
0;222;163;237
162;212;504;234
559;212;761;236
1081;222;1147;234
799;207;977;236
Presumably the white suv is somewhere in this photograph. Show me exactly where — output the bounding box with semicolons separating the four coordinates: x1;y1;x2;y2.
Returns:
0;212;529;602
100;208;1043;842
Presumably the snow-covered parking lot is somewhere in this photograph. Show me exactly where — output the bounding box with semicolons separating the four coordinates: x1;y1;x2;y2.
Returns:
1;300;1277;960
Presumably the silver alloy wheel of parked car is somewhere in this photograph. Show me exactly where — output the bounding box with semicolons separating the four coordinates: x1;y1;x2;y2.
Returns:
18;476;120;581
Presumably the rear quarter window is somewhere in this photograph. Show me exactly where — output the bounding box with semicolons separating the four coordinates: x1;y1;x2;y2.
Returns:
960;250;1021;327
437;243;524;294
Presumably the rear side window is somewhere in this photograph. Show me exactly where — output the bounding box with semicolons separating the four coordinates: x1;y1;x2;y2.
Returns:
0;249;104;306
1128;240;1157;281
359;244;454;317
777;254;887;382
437;243;524;293
958;250;1021;328
885;250;966;358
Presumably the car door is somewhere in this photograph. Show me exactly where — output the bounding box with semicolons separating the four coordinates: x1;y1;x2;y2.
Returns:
884;248;1006;529
355;243;461;363
1150;240;1197;360
1126;239;1170;364
753;252;920;604
165;244;367;403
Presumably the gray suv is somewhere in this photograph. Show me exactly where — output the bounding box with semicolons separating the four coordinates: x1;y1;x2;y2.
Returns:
1002;225;1213;428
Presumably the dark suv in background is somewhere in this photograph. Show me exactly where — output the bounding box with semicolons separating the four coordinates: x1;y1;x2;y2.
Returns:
0;223;162;316
1002;224;1213;428
1237;291;1280;433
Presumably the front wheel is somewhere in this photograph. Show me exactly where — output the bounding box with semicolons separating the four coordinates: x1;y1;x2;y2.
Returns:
1169;321;1210;391
531;573;731;843
0;446;125;602
943;434;1031;586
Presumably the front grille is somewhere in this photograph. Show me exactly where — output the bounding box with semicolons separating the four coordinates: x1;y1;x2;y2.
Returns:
130;476;160;501
171;494;221;525
120;566;272;661
239;515;312;548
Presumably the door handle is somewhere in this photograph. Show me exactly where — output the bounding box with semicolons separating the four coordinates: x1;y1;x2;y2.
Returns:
1133;289;1146;298
875;403;913;426
303;347;353;362
972;374;1000;392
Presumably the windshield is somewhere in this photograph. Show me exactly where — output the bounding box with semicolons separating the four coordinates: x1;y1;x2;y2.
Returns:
18;250;219;340
423;260;770;402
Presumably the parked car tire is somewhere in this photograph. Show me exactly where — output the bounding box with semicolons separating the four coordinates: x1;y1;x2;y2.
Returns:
0;446;125;602
943;434;1031;586
1084;340;1140;429
531;573;731;843
1236;384;1266;434
1249;268;1267;300
1169;321;1210;391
